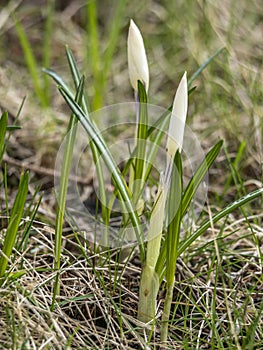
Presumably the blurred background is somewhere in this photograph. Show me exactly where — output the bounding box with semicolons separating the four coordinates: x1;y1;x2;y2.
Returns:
0;0;262;206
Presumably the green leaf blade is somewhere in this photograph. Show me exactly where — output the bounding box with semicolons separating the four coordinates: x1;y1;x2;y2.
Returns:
182;140;223;216
178;187;263;257
0;170;29;278
57;85;145;259
0;111;8;163
166;151;183;285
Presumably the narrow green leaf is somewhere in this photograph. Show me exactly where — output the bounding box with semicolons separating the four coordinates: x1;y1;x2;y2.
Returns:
0;111;8;163
121;106;168;180
86;0;101;110
43;66;105;147
43;68;73;97
3;164;9;218
17;194;42;252
182;140;223;216
14;16;47;107
188;47;225;88
137;80;147;104
188;86;197;95
161;151;183;342
2;98;26;164
42;0;55;104
57;85;145;259
133;81;148;202
54;76;85;272
6;270;26;282
65;47;81;90
58;293;94;306
51;76;85;309
178;187;263;257
223;140;246;196
44;52;109;235
155;236;166;279
65;46;109;244
102;0;127;82
0;170;29;278
166;151;183;285
147;108;171;138
6;125;22;131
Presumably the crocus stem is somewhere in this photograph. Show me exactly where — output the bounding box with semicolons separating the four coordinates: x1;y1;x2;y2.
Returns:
137;182;167;322
160;281;174;342
137;264;160;324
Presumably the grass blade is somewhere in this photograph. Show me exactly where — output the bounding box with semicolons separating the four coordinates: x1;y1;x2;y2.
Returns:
178;187;263;257
166;151;183;285
65;46;87;110
54;77;85;271
86;0;101;110
0;111;8;163
43;68;73;97
43;66;104;145
14;16;47;107
102;0;127;85
188;47;225;88
0;170;29;280
17;194;42;253
223;141;246;197
182;140;223;215
51;77;85;308
42;0;55;103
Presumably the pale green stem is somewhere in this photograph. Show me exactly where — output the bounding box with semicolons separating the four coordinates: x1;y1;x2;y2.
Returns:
137;184;167;322
137;265;160;323
160;280;174;342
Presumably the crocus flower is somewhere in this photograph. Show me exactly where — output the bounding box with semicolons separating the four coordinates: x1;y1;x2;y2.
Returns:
166;72;188;159
127;19;149;93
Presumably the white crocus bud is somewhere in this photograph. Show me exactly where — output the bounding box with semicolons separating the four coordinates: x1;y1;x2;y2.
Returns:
127;19;149;93
166;72;188;159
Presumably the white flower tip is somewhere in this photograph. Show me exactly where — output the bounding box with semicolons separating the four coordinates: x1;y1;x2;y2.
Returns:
166;72;188;158
127;19;149;92
181;71;188;93
129;19;137;32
